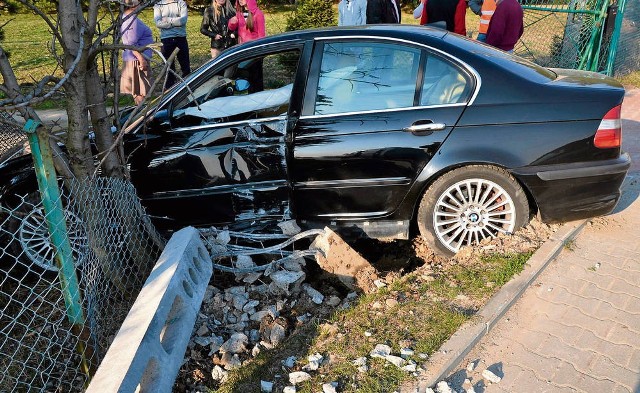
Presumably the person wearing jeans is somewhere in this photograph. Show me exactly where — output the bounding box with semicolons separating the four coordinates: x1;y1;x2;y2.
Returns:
154;0;191;89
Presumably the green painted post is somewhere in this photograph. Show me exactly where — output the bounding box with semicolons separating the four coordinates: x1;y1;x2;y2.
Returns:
605;0;627;76
24;120;93;375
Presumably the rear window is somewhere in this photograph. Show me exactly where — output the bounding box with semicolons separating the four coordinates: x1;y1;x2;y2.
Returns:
444;33;557;83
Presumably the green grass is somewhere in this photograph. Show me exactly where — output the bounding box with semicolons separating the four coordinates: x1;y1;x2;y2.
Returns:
619;71;640;88
214;250;532;393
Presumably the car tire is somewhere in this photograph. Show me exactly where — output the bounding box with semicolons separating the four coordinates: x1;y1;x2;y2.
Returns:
417;165;530;257
6;191;86;275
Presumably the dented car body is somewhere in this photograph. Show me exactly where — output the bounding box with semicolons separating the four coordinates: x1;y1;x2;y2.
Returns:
0;25;631;257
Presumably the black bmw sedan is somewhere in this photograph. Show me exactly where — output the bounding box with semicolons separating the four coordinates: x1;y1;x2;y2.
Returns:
1;25;631;262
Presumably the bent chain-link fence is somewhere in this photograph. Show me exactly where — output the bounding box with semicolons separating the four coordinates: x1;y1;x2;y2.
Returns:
517;0;639;75
0;172;164;392
0;112;28;166
613;0;639;76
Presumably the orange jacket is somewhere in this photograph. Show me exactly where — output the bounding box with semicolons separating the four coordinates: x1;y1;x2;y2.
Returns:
478;0;497;34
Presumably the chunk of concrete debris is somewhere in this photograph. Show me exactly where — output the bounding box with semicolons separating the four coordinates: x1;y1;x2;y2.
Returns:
260;380;274;392
278;220;301;236
211;365;228;382
269;322;287;346
370;344;392;358
289;371;312;385
269;270;305;294
193;336;213;347
385;355;406;368
326;296;341;307
235;254;255;270
303;283;325;304
322;382;338;393
401;361;417;372
400;348;414;358
353;357;368;373
374;279;387;288
196;323;209;337
435;381;454;393
220;352;242;370
482;369;502;384
311;227;379;293
303;353;323;371
215;230;231;245
283;356;297;368
220;333;248;354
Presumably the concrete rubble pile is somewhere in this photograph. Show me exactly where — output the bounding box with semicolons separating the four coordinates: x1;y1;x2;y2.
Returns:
182;222;378;391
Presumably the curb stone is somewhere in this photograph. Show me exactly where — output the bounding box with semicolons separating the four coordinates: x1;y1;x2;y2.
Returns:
402;219;588;392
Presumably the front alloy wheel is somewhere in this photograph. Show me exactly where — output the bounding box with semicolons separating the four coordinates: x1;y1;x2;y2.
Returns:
418;166;530;256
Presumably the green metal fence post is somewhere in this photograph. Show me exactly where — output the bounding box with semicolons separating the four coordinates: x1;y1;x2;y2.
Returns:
606;0;627;76
24;120;93;375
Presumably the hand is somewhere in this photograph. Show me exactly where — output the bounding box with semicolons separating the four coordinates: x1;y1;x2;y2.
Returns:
230;33;235;38
138;61;149;72
215;34;222;40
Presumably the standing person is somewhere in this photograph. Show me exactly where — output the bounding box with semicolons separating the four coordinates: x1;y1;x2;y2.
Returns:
154;0;191;89
468;0;496;42
366;0;401;24
413;0;466;35
201;0;237;59
228;0;265;92
120;0;154;105
339;0;368;26
485;0;523;52
227;0;265;44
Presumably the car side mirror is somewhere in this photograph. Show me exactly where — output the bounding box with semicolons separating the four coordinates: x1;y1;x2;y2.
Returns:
235;79;250;93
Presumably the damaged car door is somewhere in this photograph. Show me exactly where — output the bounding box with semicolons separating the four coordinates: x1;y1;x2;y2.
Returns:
129;45;304;229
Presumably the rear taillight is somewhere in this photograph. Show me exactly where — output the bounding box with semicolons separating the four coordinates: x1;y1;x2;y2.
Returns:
594;105;622;149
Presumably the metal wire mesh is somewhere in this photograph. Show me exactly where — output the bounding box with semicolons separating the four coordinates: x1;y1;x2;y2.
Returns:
0;112;28;166
517;0;604;69
613;0;640;76
516;0;639;75
0;175;164;392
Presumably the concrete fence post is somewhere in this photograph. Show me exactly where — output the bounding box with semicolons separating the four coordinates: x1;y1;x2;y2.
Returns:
86;226;212;393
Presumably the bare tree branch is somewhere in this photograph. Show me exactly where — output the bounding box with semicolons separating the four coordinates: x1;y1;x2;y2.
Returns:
0;24;85;110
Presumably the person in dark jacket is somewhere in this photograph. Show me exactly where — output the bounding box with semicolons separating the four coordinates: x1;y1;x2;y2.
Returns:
201;0;237;59
366;0;401;24
485;0;523;52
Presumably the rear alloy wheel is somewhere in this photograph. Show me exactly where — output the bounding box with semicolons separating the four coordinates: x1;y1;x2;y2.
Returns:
9;192;87;273
417;166;530;256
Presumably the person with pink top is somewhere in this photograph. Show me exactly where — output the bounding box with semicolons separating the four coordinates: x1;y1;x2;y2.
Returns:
227;0;265;44
228;0;266;92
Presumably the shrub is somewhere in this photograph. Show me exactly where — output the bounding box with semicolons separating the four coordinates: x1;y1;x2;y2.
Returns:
285;0;335;32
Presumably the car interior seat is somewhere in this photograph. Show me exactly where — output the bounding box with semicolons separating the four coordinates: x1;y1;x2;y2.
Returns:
421;57;468;106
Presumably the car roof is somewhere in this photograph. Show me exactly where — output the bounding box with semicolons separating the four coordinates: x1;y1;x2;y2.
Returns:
238;24;449;49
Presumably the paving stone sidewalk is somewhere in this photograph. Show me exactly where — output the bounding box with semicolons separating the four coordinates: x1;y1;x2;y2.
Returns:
445;89;640;393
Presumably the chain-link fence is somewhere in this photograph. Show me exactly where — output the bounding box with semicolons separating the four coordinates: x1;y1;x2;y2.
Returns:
613;0;639;76
517;0;639;76
0;112;28;166
0;162;164;392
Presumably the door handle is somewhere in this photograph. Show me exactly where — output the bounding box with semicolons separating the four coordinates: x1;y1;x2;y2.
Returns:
404;123;446;132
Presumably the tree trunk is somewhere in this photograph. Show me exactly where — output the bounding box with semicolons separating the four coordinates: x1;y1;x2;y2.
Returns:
85;66;125;179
